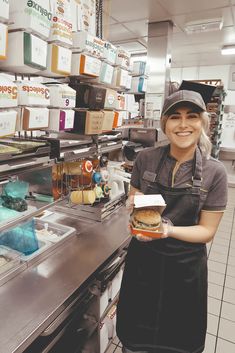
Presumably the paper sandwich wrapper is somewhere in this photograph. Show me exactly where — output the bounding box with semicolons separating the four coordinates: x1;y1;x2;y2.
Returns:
130;194;167;239
0;23;8;61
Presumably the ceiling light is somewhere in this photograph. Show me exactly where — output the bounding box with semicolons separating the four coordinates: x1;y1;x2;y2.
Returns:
221;45;235;55
184;18;223;34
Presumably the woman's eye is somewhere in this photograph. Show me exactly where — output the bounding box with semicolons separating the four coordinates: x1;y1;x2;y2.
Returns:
168;115;180;120
188;114;199;119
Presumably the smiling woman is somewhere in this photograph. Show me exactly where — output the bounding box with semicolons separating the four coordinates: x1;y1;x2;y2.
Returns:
116;89;228;353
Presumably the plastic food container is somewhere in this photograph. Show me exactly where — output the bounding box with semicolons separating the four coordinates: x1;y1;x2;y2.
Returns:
0;245;21;275
34;218;76;243
0;219;39;255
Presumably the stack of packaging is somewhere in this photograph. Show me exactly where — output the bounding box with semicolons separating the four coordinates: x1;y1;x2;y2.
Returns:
0;75;18;138
40;0;73;77
112;47;132;90
131;60;148;93
0;0;9;62
0;0;51;74
46;83;76;132
15;80;50;133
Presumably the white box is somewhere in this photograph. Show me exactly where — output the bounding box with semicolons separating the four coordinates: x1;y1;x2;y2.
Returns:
47;83;76;108
0;75;18;108
132;61;147;76
9;0;52;40
0;32;47;74
103;41;117;65
21;107;49;130
104;89;118;110
48;109;75;131
99;62;114;85
0;0;9;22
113;68;129;88
0;24;8;61
72;31;105;58
77;0;96;36
16;81;50;106
131;76;147;93
39;44;72;77
70;0;78;32
0;110;17;137
102;111;115;132
71;53;101;76
49;0;73;47
126;75;132;90
116;47;131;69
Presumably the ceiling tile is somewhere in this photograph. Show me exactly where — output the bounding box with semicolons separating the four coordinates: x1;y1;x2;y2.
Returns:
108;23;138;42
157;0;230;16
110;0;169;23
117;41;146;53
121;20;148;39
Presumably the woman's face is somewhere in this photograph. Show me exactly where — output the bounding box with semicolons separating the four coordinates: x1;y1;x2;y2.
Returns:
165;106;203;153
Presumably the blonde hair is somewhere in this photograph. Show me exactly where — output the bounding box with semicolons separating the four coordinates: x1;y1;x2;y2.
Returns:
161;110;212;159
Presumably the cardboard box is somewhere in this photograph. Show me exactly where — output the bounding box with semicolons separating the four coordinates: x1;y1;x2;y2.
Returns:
72;31;105;58
48;109;75;131
130;194;166;239
104;89;118;110
115;47;131;69
71;110;104;134
0;32;47;74
132;61;147;76
39;44;72;77
16;81;50;106
21;107;49;130
99;62;114;85
0;110;17;137
0;24;7;61
77;0;96;35
0;75;18;108
49;0;73;46
71;53;101;76
102;110;115;132
0;0;9;22
47;83;76;108
103;41;117;65
112;111;124;128
131;76;147;93
112;67;129;88
117;94;125;110
70;83;106;110
9;0;52;40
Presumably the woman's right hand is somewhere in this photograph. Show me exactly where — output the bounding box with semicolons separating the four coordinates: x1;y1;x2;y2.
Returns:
126;191;144;214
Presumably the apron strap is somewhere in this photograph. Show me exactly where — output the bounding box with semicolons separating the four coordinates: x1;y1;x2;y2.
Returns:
192;147;203;188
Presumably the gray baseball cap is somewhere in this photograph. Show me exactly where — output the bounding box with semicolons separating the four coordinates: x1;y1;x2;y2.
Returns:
161;90;206;116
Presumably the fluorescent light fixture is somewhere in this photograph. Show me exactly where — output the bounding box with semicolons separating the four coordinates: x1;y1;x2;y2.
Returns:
221;45;235;55
185;18;223;34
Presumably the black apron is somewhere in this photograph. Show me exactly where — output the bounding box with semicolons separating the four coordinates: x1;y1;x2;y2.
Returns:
117;146;207;353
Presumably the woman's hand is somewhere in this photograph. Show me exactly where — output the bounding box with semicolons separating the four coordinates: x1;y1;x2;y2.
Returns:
126;190;144;213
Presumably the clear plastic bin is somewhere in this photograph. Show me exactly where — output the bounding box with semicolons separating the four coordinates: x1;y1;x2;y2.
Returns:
0;245;21;275
34;218;76;243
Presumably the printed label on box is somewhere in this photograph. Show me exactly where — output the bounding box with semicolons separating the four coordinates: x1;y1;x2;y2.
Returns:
0;110;17;137
0;24;8;60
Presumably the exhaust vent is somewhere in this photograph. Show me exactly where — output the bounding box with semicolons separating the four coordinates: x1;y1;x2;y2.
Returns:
184;18;223;34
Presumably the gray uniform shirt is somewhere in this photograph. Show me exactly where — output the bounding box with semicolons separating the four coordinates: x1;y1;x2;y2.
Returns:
131;145;228;211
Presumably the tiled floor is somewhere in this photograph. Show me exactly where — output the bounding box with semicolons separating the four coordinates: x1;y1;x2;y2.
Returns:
107;187;235;353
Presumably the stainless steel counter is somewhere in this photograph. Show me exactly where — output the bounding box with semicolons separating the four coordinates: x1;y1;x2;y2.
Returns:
0;207;130;353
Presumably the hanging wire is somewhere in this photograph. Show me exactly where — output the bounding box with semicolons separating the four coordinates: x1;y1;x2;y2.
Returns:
96;0;103;39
